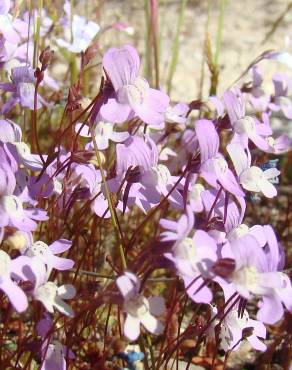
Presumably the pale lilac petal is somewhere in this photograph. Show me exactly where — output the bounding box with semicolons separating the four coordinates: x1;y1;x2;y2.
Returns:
148;296;165;316
257;295;283;324
195;119;219;162
159;219;178;232
140;312;164;335
224;202;242;233
249;225;266;247
124;314;140;341
49;239;72;254
57;284;76;299
133;88;170;127
91;196;110;218
54;297;74;317
51;255;74;271
0;0;11;14
248;318;267;339
103;45;140;90
116;274;136;299
24;208;48;221
75;123;91;137
227;143;249;176
0;276;28;312
263;168;281;180
183;276;212;303
217;169;245;197
273;134;292;154
223;89;245;124
209;96;225;117
258;179;277;198
100;98;132;124
247;334;267;352
249;132;270;151
110;131;130;143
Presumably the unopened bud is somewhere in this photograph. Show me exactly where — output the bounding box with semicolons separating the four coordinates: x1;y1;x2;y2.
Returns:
39;46;54;71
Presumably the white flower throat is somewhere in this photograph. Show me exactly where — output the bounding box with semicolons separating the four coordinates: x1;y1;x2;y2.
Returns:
234;116;255;135
124;294;150;318
118;77;149;106
0;195;23;217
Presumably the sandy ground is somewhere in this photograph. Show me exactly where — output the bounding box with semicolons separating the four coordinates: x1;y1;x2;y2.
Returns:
90;0;292;102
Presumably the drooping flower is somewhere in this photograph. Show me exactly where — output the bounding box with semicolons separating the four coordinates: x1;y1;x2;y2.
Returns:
116;272;165;341
101;45;169;127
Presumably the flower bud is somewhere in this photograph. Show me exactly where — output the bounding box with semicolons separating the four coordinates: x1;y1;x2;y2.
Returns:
39;46;54;71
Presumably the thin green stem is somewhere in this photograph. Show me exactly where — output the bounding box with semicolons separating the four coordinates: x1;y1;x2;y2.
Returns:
90;127;127;270
166;0;188;94
33;0;43;69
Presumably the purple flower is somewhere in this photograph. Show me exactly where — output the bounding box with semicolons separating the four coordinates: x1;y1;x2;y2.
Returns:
37;315;74;370
100;45;169;127
0;66;46;113
76;120;129;151
269;72;292;119
23;239;74;273
266;134;292;154
165;102;189;127
0;9;21;44
223;88;269;151
195;119;244;197
227;142;280;198
0;194;48;231
57;0;99;53
160;205;194;243
116;272;165;341
116;135;158;176
0;119;22;142
161;206;217;303
220;230;292;324
0;250;28;312
35;282;76;317
209;303;266;352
